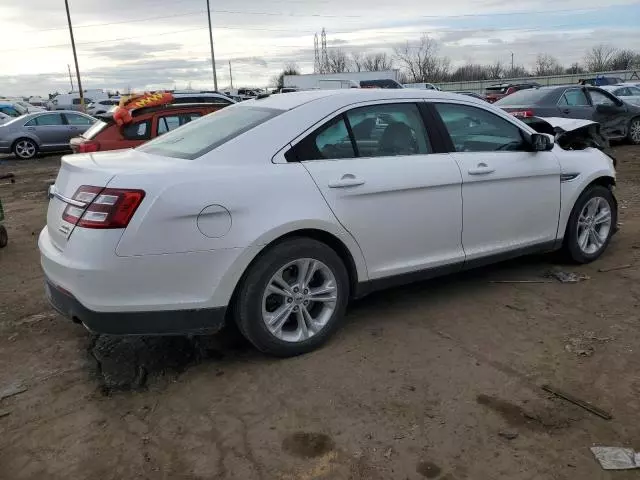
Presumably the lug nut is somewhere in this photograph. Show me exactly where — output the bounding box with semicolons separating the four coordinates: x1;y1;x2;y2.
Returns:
293;306;299;311
303;300;309;306
303;289;308;294
287;297;293;303
293;287;299;293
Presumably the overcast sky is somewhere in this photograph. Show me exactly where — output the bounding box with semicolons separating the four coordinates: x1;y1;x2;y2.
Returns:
1;0;639;96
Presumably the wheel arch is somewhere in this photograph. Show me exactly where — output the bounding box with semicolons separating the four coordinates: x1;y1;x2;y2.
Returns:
557;173;617;248
211;223;368;310
11;135;41;151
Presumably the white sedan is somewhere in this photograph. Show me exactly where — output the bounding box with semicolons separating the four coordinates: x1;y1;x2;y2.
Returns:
601;84;640;106
40;89;617;356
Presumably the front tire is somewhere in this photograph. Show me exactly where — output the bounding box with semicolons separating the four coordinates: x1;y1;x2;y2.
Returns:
628;117;640;145
235;238;349;357
13;138;38;159
563;185;617;263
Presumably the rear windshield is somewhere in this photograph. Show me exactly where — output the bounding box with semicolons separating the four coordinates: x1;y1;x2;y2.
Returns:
494;88;549;106
485;85;508;94
82;120;109;139
138;105;282;160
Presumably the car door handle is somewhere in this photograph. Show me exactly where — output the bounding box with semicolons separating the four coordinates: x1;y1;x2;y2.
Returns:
561;108;570;114
468;163;495;175
26;127;35;131
328;174;365;188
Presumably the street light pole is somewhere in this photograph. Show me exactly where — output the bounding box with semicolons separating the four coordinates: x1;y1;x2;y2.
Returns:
64;0;84;111
510;51;515;74
206;0;218;91
229;60;233;90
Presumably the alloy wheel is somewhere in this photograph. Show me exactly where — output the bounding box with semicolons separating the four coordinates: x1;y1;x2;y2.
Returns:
15;140;36;159
576;196;612;255
630;119;640;144
261;258;338;343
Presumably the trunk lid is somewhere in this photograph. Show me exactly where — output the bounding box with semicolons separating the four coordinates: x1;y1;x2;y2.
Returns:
46;149;180;250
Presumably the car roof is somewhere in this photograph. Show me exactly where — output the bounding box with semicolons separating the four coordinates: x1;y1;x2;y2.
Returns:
242;88;484;111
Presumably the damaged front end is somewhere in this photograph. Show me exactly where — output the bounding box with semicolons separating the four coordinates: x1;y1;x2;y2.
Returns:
523;116;616;166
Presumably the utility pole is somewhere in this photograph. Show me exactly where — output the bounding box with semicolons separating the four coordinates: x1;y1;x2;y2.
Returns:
67;64;74;91
64;0;84;111
510;51;514;74
206;0;218;91
228;60;233;90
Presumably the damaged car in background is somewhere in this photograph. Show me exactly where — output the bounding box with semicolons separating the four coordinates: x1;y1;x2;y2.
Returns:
523;116;617;166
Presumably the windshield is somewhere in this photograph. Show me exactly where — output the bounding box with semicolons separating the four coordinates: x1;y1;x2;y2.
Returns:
138;105;283;160
494;88;548;106
82;120;109;139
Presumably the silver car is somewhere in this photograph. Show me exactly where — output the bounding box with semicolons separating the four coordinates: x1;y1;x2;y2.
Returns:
0;111;95;159
601;85;640;106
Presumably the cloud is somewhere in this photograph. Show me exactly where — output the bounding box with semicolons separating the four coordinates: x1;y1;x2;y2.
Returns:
488;38;504;44
90;42;183;61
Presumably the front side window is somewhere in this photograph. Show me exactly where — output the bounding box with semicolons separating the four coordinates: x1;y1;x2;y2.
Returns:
628;87;640;96
65;113;94;125
346;103;430;157
0;107;20;117
589;89;617;106
434;103;526;152
138;105;281;160
613;88;630;96
33;114;64;126
122;120;151;140
562;89;590;106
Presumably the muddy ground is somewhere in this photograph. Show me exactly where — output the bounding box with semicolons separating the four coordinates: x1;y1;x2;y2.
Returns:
1;147;640;480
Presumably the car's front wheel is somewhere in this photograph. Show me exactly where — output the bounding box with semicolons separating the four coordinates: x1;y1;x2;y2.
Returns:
563;185;617;263
13;138;38;159
235;238;349;357
628;117;640;145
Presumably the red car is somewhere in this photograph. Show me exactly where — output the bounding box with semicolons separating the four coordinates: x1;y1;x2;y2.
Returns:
484;82;540;103
71;98;233;153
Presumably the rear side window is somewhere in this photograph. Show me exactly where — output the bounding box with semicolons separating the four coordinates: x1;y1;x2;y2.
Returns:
138;106;281;160
27;114;64;126
494;89;547;106
65;113;94;125
346;103;431;157
434;103;526;152
157;115;181;135
122;120;151;140
294;116;355;161
588;89;617;106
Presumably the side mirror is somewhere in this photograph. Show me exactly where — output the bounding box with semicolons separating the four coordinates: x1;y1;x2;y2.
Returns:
531;133;554;151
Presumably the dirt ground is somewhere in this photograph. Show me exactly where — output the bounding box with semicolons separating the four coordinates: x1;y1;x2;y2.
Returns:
1;147;640;480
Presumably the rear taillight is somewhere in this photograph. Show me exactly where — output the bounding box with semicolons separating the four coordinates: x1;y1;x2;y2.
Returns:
505;87;516;95
76;140;100;153
62;185;145;229
510;110;535;118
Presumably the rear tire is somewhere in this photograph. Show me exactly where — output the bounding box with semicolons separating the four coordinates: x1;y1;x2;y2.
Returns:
628;117;640;145
563;185;617;263
234;238;349;357
13;138;38;159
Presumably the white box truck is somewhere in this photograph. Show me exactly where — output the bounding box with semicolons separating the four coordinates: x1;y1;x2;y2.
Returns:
284;70;401;90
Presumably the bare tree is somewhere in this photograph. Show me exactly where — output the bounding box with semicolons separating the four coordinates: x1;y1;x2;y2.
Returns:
486;61;503;80
362;53;393;71
609;49;639;70
504;65;530;78
394;35;450;82
350;52;363;72
584;44;617;72
271;62;300;89
565;62;585;75
534;54;564;76
326;49;350;73
449;64;489;82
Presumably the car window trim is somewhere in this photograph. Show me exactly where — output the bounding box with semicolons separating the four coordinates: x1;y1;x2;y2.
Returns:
341;113;360;157
285;98;440;163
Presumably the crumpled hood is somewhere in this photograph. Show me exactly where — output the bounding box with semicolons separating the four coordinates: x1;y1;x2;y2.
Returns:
523;116;610;153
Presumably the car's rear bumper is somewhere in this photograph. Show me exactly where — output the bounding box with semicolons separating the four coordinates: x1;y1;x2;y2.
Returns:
45;278;226;335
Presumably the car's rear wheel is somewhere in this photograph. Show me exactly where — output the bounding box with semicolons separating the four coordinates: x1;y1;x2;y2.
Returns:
235;238;349;357
13;138;38;159
628;117;640;145
563;185;616;263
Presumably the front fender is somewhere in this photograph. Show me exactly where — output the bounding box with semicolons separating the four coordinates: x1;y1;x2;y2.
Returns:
557;154;616;243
